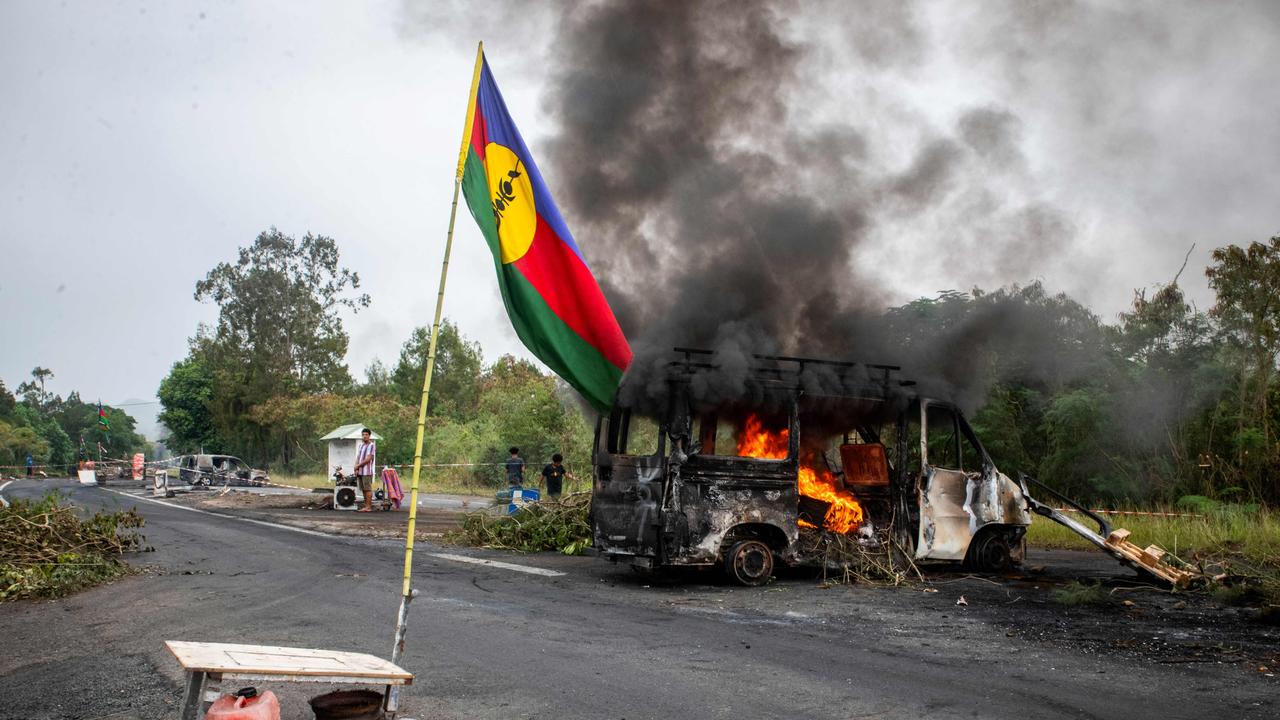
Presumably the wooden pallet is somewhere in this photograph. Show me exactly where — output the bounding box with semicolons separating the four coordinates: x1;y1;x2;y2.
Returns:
1103;529;1199;588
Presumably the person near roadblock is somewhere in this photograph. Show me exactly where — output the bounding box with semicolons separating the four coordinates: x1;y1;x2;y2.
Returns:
353;428;377;512
26;454;34;477
540;453;574;499
505;447;525;488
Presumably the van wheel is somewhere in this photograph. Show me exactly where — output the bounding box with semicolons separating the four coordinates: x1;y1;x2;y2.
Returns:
967;531;1015;572
724;540;774;586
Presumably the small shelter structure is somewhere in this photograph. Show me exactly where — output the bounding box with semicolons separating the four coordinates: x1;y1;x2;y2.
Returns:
320;424;383;479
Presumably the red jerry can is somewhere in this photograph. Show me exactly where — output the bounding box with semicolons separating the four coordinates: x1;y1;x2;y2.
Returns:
205;687;280;720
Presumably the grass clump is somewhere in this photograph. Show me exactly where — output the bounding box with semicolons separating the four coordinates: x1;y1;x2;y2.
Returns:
0;492;148;601
450;492;591;554
1052;580;1115;607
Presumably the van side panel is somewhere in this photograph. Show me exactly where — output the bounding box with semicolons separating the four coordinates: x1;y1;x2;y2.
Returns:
671;456;800;565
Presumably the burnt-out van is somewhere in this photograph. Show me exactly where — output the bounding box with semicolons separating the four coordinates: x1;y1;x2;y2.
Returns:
590;349;1034;584
591;349;1199;587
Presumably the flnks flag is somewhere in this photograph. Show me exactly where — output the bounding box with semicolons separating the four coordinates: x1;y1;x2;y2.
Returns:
458;48;632;412
97;401;109;432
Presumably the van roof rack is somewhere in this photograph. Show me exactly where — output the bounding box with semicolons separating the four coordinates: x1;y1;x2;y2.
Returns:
669;347;917;388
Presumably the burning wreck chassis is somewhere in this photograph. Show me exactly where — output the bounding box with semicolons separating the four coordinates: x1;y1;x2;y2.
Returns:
591;349;1195;587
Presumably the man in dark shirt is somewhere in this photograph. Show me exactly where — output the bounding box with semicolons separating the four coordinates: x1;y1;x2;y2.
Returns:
540;453;573;499
505;447;525;487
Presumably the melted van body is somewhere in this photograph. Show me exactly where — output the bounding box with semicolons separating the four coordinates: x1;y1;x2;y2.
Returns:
590;350;1032;584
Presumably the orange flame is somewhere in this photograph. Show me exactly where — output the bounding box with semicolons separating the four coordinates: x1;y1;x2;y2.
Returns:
736;414;790;459
736;414;864;534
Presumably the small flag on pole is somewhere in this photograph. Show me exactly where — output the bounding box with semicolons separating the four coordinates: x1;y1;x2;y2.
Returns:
98;401;110;431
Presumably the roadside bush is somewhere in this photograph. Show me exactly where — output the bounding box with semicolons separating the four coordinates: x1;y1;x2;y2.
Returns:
0;492;148;601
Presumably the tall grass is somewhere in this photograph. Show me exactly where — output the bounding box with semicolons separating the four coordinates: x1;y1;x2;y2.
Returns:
1026;505;1280;568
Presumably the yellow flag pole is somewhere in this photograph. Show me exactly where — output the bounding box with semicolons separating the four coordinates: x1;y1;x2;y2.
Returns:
387;41;484;715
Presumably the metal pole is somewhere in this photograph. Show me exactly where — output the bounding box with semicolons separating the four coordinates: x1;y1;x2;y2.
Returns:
387;40;484;717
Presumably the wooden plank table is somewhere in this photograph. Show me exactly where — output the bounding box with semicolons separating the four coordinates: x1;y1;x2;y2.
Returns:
166;641;413;719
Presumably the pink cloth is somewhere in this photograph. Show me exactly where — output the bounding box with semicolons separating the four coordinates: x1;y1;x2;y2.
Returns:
381;467;404;509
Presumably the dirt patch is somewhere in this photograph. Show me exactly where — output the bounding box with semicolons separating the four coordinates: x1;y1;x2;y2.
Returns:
168;489;493;538
186;491;322;511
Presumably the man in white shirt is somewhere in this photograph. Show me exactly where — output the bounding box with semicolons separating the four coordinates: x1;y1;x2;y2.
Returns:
353;428;376;512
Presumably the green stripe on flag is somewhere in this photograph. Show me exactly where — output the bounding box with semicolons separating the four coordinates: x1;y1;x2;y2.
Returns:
462;148;623;411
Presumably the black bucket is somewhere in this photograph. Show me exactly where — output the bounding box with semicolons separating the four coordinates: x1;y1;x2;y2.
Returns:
308;689;384;720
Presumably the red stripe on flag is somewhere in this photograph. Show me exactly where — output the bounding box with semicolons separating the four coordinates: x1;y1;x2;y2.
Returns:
470;107;488;160
513;218;632;371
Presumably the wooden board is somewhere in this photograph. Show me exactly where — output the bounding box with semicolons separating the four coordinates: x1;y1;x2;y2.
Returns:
165;641;413;682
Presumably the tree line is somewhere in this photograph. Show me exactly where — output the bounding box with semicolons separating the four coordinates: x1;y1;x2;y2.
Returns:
0;369;146;471
157;228;592;484
158;228;1280;504
884;237;1280;506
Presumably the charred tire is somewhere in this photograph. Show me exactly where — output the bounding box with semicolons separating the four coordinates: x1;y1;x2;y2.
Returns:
724;540;774;586
966;530;1018;572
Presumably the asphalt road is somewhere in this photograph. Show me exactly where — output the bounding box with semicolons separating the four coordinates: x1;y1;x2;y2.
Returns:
0;478;1273;720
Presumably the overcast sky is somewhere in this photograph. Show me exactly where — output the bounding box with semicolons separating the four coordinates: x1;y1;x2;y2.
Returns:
3;1;1278;436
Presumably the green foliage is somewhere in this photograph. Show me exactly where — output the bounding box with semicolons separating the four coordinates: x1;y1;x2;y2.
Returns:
452;493;591;553
969;385;1043;476
47;394;145;461
194;228;369;397
162;228;370;462
0;420;49;467
1051;581;1114;607
0;492;147;601
15;367;55;407
469;356;594;486
1204;236;1280;496
247;393;418;470
389;320;483;419
932;241;1280;506
157;354;217;453
0;368;146;469
13;404;73;466
1038;387;1138;499
0;380;16;419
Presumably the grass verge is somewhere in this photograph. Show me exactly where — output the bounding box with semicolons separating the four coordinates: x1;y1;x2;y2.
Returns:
1025;506;1279;561
1027;505;1280;604
1;492;149;601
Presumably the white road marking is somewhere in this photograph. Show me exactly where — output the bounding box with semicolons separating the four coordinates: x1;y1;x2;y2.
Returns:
426;552;566;577
100;488;567;577
101;488;331;538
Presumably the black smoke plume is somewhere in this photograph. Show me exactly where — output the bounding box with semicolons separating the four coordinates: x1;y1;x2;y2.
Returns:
537;0;1075;412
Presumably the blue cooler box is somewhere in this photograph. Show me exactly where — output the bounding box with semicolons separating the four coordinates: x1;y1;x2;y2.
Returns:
507;487;540;514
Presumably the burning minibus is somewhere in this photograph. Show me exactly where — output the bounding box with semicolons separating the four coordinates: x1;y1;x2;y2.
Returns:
590;348;1198;587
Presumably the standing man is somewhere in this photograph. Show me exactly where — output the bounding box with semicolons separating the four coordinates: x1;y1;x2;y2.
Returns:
353;427;377;512
540;453;574;499
25;454;34;477
505;447;525;488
